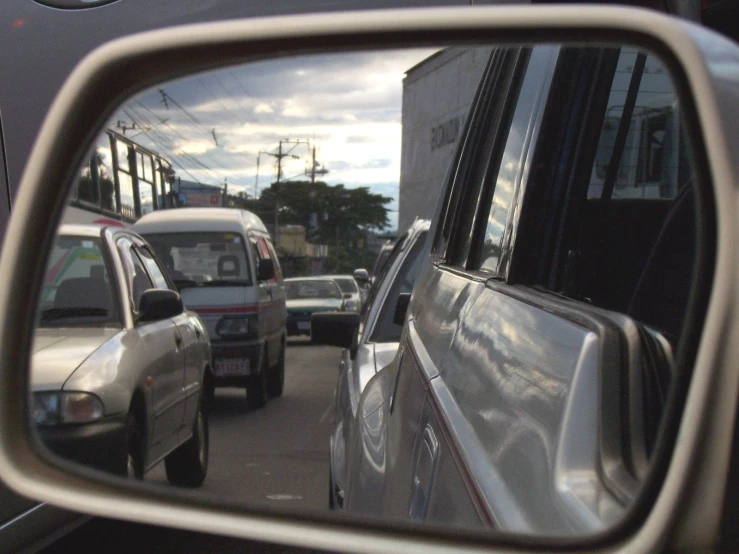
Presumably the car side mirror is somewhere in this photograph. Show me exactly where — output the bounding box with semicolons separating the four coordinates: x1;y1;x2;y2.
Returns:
343;293;353;299
393;293;411;327
257;259;275;281
137;289;184;322
310;312;360;349
353;268;369;283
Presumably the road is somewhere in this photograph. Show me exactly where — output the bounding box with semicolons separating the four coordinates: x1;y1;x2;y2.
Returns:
41;339;342;553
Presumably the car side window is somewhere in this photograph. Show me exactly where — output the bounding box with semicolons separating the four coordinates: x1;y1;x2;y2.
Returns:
357;234;407;342
512;45;695;343
431;46;529;267
117;237;154;312
588;49;683;201
369;231;428;343
252;237;274;282
136;246;170;291
263;239;283;282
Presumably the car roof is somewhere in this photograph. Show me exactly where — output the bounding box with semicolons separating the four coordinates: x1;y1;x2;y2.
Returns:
132;207;268;235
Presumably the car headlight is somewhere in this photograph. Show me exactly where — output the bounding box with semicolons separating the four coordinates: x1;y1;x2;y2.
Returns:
344;299;359;311
216;315;258;339
34;392;105;425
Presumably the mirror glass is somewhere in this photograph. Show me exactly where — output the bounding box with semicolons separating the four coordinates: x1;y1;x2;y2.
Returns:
30;42;701;539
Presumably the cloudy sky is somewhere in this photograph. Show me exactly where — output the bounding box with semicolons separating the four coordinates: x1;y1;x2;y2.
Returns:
108;48;439;230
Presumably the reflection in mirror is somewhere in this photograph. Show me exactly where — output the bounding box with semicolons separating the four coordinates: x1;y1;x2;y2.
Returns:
30;42;702;539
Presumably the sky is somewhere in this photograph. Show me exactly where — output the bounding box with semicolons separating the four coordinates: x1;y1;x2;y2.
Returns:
107;48;440;231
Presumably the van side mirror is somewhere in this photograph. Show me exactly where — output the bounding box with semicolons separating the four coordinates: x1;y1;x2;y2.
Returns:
257;259;275;281
137;289;184;322
393;293;411;327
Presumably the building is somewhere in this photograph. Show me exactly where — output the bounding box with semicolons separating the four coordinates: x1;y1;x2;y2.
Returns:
173;179;225;208
399;47;491;232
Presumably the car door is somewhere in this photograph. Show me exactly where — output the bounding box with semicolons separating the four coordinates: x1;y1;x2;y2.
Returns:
252;235;283;365
135;243;201;437
117;236;186;453
368;44;546;525
405;43;706;535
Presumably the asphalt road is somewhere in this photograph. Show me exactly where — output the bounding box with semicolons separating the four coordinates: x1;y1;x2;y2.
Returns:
41;339;342;553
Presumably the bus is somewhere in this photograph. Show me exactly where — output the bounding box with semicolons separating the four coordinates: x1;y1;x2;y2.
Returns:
63;129;179;226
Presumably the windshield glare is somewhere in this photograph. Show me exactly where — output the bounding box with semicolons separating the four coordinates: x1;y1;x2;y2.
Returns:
143;232;252;286
38;236;121;327
286;280;342;300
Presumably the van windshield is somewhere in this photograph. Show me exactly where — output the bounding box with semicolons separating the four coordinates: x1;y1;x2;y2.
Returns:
143;232;252;288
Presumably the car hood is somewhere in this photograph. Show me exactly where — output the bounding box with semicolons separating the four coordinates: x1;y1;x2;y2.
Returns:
31;327;121;391
286;298;343;312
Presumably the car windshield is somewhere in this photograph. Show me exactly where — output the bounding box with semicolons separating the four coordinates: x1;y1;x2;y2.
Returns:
286;280;342;300
143;232;252;288
37;235;121;328
334;278;358;294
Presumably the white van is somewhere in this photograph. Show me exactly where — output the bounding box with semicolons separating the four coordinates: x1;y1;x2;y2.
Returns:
133;208;287;409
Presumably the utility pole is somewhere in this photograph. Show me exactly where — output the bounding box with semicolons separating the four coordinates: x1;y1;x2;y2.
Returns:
261;139;309;244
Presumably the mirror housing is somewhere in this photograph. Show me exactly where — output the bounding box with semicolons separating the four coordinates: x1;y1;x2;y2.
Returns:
393;293;411;327
137;289;184;322
310;312;360;349
352;268;369;283
0;6;736;554
257;259;275;281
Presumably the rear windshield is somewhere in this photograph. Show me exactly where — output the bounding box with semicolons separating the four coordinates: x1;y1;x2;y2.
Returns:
334;278;358;294
37;235;122;328
143;232;252;288
286;280;342;300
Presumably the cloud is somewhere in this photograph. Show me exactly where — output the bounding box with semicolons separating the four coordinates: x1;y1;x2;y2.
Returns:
110;46;440;229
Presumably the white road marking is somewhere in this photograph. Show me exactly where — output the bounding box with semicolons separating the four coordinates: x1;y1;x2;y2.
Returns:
267;494;304;501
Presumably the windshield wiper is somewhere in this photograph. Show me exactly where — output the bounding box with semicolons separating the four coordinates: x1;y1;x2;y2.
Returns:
200;280;251;287
40;307;109;322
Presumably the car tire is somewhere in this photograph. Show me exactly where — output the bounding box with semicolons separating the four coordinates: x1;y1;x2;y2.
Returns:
164;399;209;487
267;342;285;398
126;414;144;480
247;353;268;409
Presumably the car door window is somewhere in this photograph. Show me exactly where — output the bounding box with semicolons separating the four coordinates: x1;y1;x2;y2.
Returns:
136;246;171;290
252;237;274;282
117;237;154;311
369;231;428;343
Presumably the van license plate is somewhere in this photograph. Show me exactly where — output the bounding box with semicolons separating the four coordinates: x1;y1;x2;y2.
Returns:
215;359;249;377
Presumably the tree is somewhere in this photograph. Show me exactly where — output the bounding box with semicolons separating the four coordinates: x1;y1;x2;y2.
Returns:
225;181;392;273
227;180;392;241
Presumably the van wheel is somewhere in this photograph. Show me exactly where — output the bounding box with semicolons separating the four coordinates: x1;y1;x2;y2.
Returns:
164;399;209;487
247;354;268;409
126;414;144;480
267;342;285;398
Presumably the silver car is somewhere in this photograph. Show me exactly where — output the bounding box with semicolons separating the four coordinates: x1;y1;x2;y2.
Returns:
330;275;364;312
311;219;430;510
32;224;212;487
